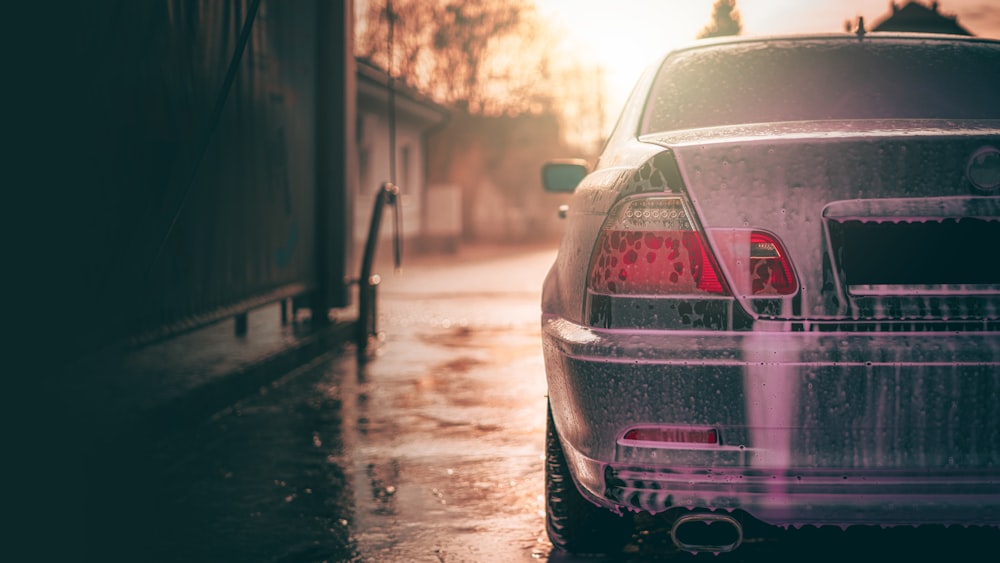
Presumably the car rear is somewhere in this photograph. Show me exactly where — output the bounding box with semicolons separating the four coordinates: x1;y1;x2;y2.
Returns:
541;34;1000;550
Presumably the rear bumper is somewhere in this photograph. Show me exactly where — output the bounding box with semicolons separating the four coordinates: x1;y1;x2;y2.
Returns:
542;314;1000;526
605;463;1000;525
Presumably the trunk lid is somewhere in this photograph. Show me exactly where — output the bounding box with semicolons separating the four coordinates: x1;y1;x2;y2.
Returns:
645;119;1000;322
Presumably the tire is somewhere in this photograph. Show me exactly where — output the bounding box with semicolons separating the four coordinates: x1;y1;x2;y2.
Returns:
545;402;633;555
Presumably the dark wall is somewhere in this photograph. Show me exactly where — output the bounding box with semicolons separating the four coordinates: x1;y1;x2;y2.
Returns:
19;0;351;360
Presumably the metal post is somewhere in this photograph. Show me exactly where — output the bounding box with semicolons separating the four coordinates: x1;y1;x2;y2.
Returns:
357;182;398;356
314;0;356;325
235;312;248;337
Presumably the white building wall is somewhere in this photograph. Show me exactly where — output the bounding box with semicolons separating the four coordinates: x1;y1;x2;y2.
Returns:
354;111;424;243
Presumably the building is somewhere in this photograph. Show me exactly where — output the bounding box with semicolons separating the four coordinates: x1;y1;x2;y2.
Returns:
354;59;450;254
426;112;570;245
872;1;973;35
355;58;571;252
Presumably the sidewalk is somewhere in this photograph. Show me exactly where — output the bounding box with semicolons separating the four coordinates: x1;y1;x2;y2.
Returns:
58;301;356;444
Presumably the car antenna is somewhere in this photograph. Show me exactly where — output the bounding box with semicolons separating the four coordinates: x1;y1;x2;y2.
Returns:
855;16;867;40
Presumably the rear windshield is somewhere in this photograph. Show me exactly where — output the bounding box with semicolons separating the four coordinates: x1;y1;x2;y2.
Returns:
641;38;1000;133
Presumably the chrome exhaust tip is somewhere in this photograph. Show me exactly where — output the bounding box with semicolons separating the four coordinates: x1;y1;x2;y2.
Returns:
670;512;744;553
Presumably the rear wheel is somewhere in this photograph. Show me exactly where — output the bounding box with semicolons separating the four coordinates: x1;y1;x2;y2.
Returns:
545;402;633;555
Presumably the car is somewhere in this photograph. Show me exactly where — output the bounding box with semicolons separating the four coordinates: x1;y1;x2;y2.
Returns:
540;32;1000;556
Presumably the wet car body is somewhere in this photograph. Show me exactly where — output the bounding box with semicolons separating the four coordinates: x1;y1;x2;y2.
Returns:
541;33;1000;554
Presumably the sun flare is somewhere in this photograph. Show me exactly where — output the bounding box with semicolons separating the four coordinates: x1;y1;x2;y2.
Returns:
535;0;718;131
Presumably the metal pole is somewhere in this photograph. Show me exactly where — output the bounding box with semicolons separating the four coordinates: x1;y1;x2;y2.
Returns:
314;0;356;322
357;182;398;355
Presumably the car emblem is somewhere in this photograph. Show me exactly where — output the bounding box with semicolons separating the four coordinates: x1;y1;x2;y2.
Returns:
966;146;1000;192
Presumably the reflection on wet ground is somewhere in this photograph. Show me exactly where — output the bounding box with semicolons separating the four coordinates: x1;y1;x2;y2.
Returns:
347;318;551;561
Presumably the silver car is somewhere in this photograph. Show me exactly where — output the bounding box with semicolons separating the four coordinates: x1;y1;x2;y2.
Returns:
541;32;1000;556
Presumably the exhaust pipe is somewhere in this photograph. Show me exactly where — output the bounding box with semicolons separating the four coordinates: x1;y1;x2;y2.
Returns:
670;512;743;553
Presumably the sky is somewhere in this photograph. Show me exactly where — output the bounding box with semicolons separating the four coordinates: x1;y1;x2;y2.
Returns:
534;0;1000;134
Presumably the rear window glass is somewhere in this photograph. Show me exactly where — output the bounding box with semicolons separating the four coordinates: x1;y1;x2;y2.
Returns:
641;39;1000;133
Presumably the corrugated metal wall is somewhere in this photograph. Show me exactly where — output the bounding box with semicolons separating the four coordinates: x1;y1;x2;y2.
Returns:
134;0;320;338
38;0;351;354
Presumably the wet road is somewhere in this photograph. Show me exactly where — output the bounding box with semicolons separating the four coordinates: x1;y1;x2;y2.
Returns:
92;245;554;562
94;244;1000;562
346;245;564;562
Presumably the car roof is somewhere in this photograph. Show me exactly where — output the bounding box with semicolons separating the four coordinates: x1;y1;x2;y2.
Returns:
645;32;1000;81
661;31;1000;59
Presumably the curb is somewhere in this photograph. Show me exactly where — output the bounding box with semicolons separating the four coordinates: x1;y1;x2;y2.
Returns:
133;320;357;438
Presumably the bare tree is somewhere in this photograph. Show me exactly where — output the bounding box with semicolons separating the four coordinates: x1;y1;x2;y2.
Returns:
356;0;435;83
697;0;743;39
356;0;561;115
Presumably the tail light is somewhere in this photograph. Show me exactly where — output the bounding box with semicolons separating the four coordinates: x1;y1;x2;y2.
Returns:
709;229;798;297
587;197;728;295
749;231;796;295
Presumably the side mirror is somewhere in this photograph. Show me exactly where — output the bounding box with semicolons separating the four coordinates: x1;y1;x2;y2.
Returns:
542;159;588;193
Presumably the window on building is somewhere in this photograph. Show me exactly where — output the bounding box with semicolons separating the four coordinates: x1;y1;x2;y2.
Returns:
359;147;371;193
400;145;412;190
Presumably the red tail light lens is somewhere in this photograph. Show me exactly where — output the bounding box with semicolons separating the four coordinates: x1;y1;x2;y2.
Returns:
588;197;727;295
707;229;798;298
749;231;796;295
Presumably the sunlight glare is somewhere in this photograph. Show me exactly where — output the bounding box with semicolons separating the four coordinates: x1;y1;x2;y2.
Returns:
534;0;718;135
533;0;1000;140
